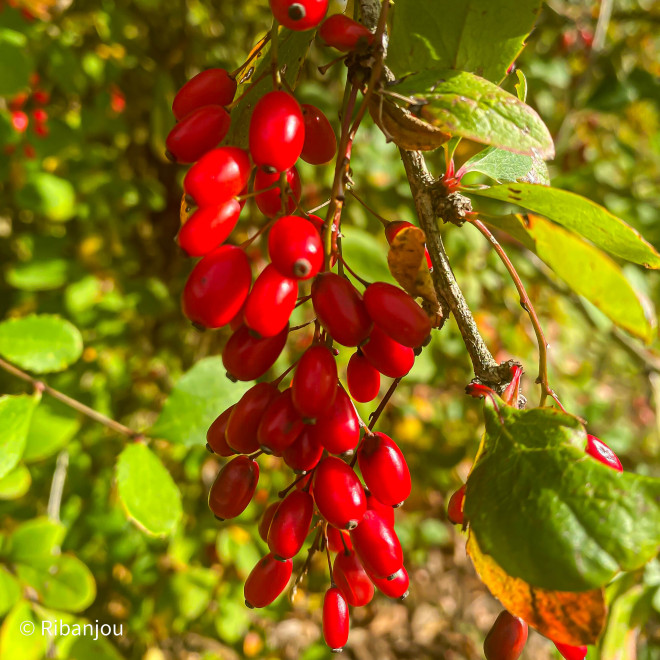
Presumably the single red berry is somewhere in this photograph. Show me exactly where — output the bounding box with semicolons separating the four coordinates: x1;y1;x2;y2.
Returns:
226;382;280;454
258;501;280;543
32;89;50;105
358;432;411;507
244;553;293;608
554;641;588;660
282;426;323;473
291;345;338;420
350;509;403;579
384;220;432;270
300;103;337;164
32;108;47;123
309;384;359;454
33;123;49;138
208;455;259;521
244;264;298;338
366;490;394;527
11;111;28;133
327;527;352;553
333;549;374;607
369;567;409;600
229;301;246;331
447;483;466;525
319;14;374;52
9;91;29;111
172;68;237;120
249;90;304;173
254;166;302;218
483;611;528;660
268;489;314;560
269;0;328;31
347;351;380;402
165;105;231;163
223;323;289;381
184;147;252;207
206;405;237;456
313;456;366;530
177;198;241;257
322;586;349;652
361;324;415;378
182;245;251;328
268;215;324;280
257;389;305;456
586;434;623;472
311;272;373;346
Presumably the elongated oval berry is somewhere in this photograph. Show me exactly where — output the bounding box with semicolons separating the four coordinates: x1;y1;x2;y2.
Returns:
269;0;328;31
292;345;338;420
358;432;411;507
208;455;259;521
206;405;236;456
309;385;359;454
333;550;374;607
554;642;588;660
319;14;374;52
311;272;372;346
283;426;323;473
254;166;301;218
184;147;252;207
369;567;409;600
268;489;314;560
223;323;289;381
483;611;528;660
249;91;304;173
350;509;402;579
364;282;431;348
182;245;251;328
166;105;231;163
323;586;349;652
365;490;394;526
172;68;237;120
269;215;324;280
257;389;305;456
226;382;280;453
347;351;380;402
244;264;298;338
258;501;280;543
586;434;623;472
327;527;352;553
361;324;415;378
177;198;241;257
301;103;336;165
313;457;366;530
447;483;466;525
244;553;292;608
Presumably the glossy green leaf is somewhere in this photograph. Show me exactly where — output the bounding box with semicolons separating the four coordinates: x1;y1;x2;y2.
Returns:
0;315;83;373
6;517;65;566
152;357;251;447
14;172;76;222
0;394;39;479
6;258;70;291
467;183;660;268
0;30;33;96
459;147;550;185
23;399;80;463
482;214;655;341
466;400;660;591
116;443;182;536
0;464;31;500
0;601;47;660
0;568;21;617
387;0;541;82
393;70;554;158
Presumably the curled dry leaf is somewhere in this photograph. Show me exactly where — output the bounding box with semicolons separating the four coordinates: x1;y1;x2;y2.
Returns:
180;193;193;225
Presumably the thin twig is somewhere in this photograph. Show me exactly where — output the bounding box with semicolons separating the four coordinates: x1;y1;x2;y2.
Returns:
47;450;69;523
368;377;402;430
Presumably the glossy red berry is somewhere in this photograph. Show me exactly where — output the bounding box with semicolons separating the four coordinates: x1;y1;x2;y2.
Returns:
177;198;241;257
347;351;380;402
323;586;349;652
172;68;237;120
358;432;411;507
254;166;302;218
268;489;314;560
206;405;237;456
226;382;280;454
249;91;304;173
244;553;292;608
327;527;352;553
447;483;466;525
11;111;28;133
268;215;324;280
361;324;415;378
184;147;252;207
319;14;374;52
586;434;623;472
257;389;305;456
311;272;373;346
182;245;251;328
369;567;409;600
244;264;298;338
300;103;337;165
554;641;588;660
309;385;359;454
365;490;395;527
483;611;528;660
313;457;366;530
165;105;231;163
269;0;328;31
222;323;289;381
291;345;338;420
350;510;403;579
282;426;323;473
208;455;259;521
258;501;280;543
332;550;374;607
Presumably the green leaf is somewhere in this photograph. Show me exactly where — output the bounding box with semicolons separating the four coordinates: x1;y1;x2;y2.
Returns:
152;357;251;447
169;567;217;620
0;315;83;373
0;464;31;500
14;172;76;222
0;30;33;96
393;70;554;158
599;584;647;659
459;147;550;185
116;443;182;536
467;183;660;268
23;399;80;463
387;0;541;82
483;214;656;341
0;601;48;660
341;226;396;285
61;634;124;660
6;517;65;566
6;258;70;291
0;568;21;617
515;69;528;102
465;401;660;592
0;394;39;479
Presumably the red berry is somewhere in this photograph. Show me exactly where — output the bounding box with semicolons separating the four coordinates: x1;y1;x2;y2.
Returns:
282;426;323;473
311;272;373;346
32;89;50;105
300;103;336;165
244;553;292;608
258;501;280;543
257;389;305;456
249;90;304;173
11;111;28;133
32;108;47;123
165;105;231;163
291;345;338;420
208;455;259;520
33;123;49;138
369;567;409;600
554;641;588;660
586;434;623;472
350;510;403;579
358;432;411;507
447;484;466;525
269;0;328;31
268;215;324;280
319;14;374;52
332;549;374;607
226;382;280;454
268;489;314;560
172;68;237;120
244;264;298;338
361;324;415;378
177;198;241;257
308;384;359;454
366;490;394;527
222;323;289;381
313;457;366;530
483;611;528;660
254;166;302;218
322;586;349;652
327;527;352;553
184;147;252;207
206;405;237;456
9;92;29;111
347;351;380;402
182;245;251;328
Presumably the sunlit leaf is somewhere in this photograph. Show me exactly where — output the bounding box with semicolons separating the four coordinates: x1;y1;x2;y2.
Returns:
0;394;39;479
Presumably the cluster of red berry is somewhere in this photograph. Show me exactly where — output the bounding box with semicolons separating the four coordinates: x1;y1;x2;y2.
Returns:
5;73;50;159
